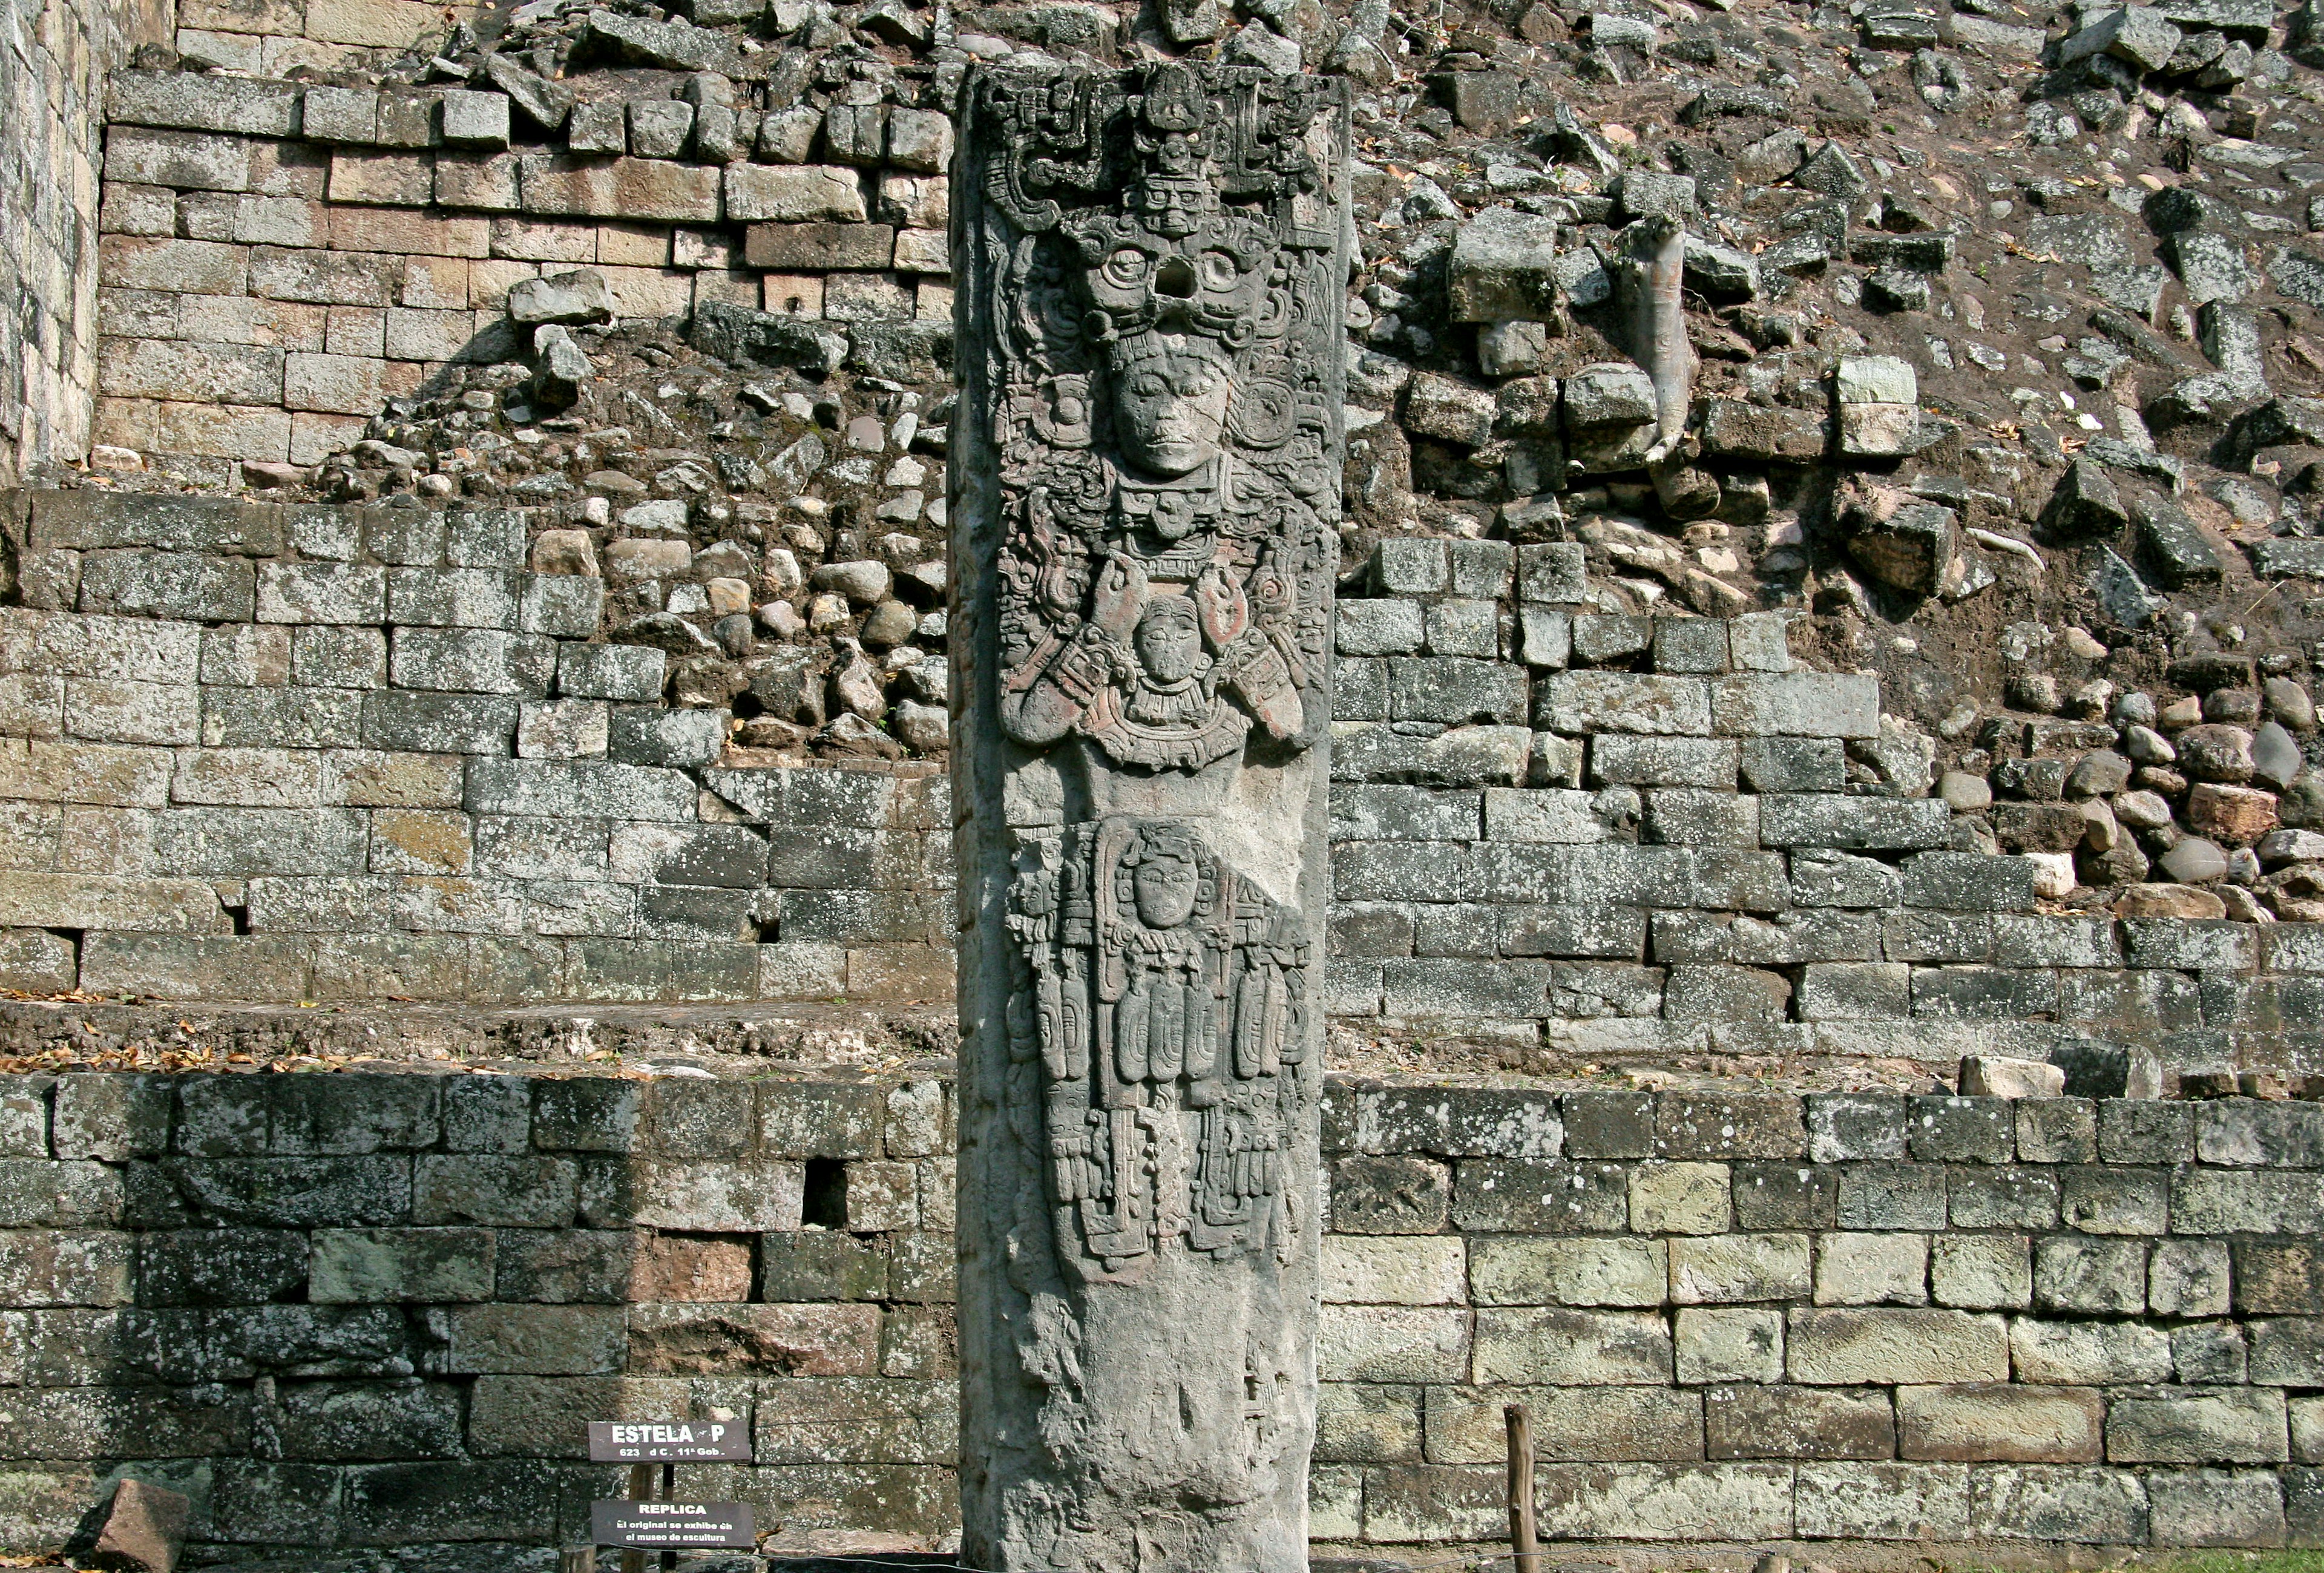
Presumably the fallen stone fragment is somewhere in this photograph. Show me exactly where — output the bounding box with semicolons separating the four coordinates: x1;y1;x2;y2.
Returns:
94;1480;189;1573
508;269;615;326
1448;206;1565;321
531;324;593;410
1958;1054;2067;1098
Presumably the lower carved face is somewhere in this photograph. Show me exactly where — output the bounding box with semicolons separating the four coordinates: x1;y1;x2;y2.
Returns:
1111;335;1231;478
1134;599;1203;684
1132;855;1200;929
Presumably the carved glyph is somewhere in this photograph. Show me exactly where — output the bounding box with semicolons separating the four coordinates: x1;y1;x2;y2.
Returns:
953;61;1348;1572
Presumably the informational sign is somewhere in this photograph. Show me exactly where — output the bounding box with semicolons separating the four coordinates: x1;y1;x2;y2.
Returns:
586;1420;752;1462
589;1500;756;1549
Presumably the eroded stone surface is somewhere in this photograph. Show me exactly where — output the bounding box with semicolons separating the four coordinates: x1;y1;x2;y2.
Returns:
953;61;1348;1572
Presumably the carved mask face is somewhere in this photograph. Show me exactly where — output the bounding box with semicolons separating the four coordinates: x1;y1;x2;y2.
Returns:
1110;335;1231;478
1134;599;1203;683
1132;855;1200;929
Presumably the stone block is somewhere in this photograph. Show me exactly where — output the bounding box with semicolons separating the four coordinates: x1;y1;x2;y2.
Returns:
1667;1232;1812;1304
1815;1232;1929;1305
1319;1304;1471;1382
2173;1169;2324;1234
724;164;869;223
2250;1318;2324;1385
1471;1307;1672;1385
1899;1383;2102;1463
1704;1384;1895;1460
626;1301;880;1376
2060;1165;2168;1234
519;155;722;223
1968;1463;2150;1542
1468;1235;1667;1307
1322;1235;1466;1305
444;1302;625;1374
1932;1234;2032;1310
1675;1305;1782;1383
1787;1307;2008;1384
1451;1158;1624;1233
744;223;896;270
1533;1462;1795;1540
2150;1239;2233;1318
1807;1094;1908;1161
1428;1384;1702;1463
2147;1467;2288;1547
1949;1167;2059;1230
1331;1155;1451;1233
2011;1318;2173;1384
1628;1162;1730;1234
2198;1098;2324;1167
309;1226;495;1302
1361;1463;1505;1542
2017;1098;2098;1164
1710;671;1881;738
1541;672;1712;735
2237;1240;2324;1314
2108;1390;2290;1464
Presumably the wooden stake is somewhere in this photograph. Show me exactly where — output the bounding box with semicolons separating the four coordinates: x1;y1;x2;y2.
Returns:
1505;1402;1541;1573
620;1462;655;1573
560;1548;596;1573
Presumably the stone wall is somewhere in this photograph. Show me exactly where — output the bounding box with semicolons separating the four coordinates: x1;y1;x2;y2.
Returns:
1324;535;2324;1079
0;1068;2318;1561
90;55;947;487
0;490;2320;1084
0;489;953;1009
2;0;169;478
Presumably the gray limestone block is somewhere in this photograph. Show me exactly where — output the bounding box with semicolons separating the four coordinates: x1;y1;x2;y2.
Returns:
108;70;302;137
1836;1163;1947;1230
362;691;520;754
2196;1098;2324;1166
608;704;727;766
558;642;665;701
390;628;556;697
1335;599;1424;657
625;822;773;888
1516;542;1587;604
441;1075;532;1154
272;1074;440;1154
2017;1098;2099;1164
1807;1093;1909;1161
258;563;389;625
160;1155;410;1227
531;1077;641;1152
386;567;522;629
1446;205;1564;323
79;551;255;622
1899;851;2039;911
52;1073;174;1161
465;759;697;821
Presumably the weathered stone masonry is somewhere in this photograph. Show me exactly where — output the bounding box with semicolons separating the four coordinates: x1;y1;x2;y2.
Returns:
0;1070;2320;1558
1;0;171;476
0;490;2317;1083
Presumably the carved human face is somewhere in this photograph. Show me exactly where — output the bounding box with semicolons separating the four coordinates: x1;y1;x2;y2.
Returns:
1110;335;1231;477
1134;600;1203;684
1132;853;1199;929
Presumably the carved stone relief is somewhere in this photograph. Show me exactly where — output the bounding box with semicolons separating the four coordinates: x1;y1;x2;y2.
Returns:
952;61;1348;1572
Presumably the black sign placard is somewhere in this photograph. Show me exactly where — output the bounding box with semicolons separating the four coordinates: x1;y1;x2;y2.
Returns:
589;1500;756;1549
586;1420;752;1462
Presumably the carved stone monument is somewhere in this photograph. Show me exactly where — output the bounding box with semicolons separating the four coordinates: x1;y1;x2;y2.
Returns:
950;62;1350;1571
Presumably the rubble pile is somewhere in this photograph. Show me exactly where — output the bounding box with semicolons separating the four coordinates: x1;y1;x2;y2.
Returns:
61;0;2324;899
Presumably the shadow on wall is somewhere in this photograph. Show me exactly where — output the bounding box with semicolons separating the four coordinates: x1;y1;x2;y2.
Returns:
0;1068;959;1568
